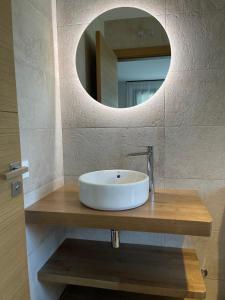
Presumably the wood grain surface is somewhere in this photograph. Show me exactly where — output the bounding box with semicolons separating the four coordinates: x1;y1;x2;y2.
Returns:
39;239;206;299
25;185;212;236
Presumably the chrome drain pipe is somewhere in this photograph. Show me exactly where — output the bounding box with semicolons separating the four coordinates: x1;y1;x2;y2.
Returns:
111;229;120;248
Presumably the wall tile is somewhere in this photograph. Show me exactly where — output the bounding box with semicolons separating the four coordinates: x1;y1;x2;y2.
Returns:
164;178;204;191
164;234;188;248
27;228;65;300
62;128;124;176
166;0;225;16
166;11;225;71
63;127;165;185
57;25;81;82
26;224;56;256
165;69;225;127
66;228;165;248
15;60;60;129
15;58;50;103
12;0;54;73
165;126;225;180
67;228;110;242
121;231;164;246
24;177;64;208
20;129;64;194
28;0;52;19
57;0;165;26
66;228;164;246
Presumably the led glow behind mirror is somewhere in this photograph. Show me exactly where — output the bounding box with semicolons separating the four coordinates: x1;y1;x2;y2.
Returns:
76;7;171;108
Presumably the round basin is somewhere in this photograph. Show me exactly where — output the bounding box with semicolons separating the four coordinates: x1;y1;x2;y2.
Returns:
79;169;149;211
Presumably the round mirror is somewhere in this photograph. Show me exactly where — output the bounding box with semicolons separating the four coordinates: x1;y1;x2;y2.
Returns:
76;7;171;108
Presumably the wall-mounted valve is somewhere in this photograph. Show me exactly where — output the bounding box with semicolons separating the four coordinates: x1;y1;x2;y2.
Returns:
201;267;208;278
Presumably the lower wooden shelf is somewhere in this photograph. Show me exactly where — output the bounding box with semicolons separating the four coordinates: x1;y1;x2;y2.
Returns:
60;285;184;300
38;239;206;299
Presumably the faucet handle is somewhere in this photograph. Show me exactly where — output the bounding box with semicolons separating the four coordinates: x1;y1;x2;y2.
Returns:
147;146;153;154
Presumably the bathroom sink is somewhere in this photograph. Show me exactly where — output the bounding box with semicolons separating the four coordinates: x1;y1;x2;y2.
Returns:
79;170;149;211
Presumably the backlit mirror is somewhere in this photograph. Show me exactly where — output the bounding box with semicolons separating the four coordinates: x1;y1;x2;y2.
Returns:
76;7;171;108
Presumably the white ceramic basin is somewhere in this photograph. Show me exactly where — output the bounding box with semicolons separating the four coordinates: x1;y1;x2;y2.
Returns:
79;169;149;211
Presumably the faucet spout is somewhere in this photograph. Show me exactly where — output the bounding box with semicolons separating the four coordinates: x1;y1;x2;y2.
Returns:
147;146;154;193
127;146;154;193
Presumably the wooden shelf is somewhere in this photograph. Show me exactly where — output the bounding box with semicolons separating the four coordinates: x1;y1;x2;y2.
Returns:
39;239;206;299
60;285;184;300
25;185;212;236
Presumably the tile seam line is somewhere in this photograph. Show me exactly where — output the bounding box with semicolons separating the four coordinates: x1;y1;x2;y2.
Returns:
26;0;52;22
0;111;18;114
62;125;225;129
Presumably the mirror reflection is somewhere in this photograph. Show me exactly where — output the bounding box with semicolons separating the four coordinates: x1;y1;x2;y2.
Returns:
76;7;171;108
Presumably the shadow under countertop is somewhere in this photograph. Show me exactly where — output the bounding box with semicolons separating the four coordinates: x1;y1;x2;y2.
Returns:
60;285;184;300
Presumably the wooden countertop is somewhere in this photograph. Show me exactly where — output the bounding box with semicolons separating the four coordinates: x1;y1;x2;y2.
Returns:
39;239;206;299
25;185;212;236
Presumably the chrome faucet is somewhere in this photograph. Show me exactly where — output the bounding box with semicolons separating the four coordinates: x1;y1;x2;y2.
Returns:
127;146;154;193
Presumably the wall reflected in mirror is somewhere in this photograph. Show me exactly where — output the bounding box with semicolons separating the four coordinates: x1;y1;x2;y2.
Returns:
76;7;171;108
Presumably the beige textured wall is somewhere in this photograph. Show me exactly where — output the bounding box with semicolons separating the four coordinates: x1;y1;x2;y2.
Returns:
12;0;64;299
57;1;225;299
